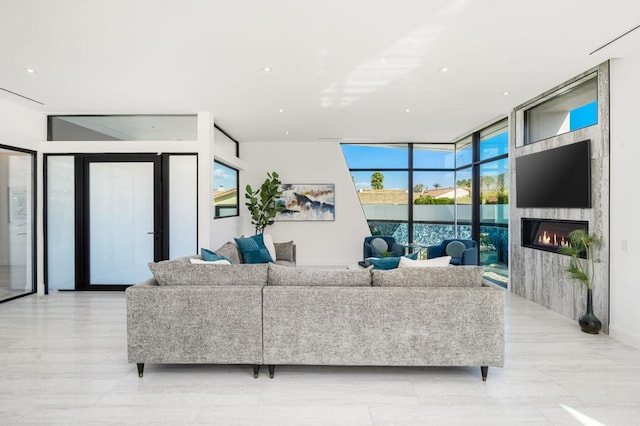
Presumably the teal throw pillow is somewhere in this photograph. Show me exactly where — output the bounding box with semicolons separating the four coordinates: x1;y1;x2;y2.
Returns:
201;248;230;262
234;234;274;264
369;252;418;270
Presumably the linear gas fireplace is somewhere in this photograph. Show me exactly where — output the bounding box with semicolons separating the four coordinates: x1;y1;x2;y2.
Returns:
521;218;588;258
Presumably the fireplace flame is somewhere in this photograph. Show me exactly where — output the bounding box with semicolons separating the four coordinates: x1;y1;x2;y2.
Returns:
537;231;570;248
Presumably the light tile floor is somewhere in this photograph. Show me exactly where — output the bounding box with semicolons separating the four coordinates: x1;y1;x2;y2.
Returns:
1;290;639;425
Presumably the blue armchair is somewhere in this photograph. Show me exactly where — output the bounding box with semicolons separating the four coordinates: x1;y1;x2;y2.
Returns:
426;239;478;265
363;236;406;264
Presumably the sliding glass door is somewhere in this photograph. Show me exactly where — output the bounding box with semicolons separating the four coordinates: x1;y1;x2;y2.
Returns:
0;145;35;302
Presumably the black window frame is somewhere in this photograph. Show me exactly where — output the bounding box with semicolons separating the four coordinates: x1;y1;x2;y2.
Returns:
213;160;240;219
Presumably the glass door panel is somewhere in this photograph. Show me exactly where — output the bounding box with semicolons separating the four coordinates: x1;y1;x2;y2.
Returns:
89;162;155;285
0;147;35;302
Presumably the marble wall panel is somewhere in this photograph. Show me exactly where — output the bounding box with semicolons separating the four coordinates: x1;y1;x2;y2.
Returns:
509;62;610;333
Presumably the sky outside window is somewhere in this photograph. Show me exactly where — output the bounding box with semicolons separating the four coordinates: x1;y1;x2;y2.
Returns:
213;162;237;191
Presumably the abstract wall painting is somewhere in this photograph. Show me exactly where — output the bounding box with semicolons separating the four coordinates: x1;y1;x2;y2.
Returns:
275;184;335;221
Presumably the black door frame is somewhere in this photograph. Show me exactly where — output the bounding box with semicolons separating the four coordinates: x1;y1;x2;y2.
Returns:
0;144;37;302
75;153;168;291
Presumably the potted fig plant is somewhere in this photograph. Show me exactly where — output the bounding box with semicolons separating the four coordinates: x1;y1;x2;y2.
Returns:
558;229;602;334
245;171;285;234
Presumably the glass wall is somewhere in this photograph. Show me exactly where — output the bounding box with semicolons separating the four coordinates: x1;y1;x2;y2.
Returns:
46;156;75;290
479;157;509;285
342;118;509;286
343;144;410;242
477;121;509;285
170;156;198;258
0;146;35;301
48;115;198;141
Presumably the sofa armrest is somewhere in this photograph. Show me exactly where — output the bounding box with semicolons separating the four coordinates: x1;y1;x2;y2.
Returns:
126;284;263;365
461;247;478;265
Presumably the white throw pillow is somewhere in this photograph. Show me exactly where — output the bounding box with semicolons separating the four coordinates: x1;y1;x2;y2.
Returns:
189;258;231;265
398;256;452;268
262;233;277;261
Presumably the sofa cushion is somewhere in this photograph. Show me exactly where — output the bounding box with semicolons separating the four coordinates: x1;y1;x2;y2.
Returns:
368;252;418;270
268;263;371;287
235;234;274;264
274;241;295;262
201;248;231;263
148;260;268;286
371;266;483;288
398;256;451;268
213;242;242;264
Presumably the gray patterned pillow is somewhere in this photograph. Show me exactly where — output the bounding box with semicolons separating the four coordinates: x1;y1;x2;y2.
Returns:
267;263;371;287
371;266;483;288
213;241;242;264
148;261;268;286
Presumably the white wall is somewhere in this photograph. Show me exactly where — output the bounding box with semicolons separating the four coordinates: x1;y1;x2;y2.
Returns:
609;56;640;349
242;141;370;267
0;97;45;150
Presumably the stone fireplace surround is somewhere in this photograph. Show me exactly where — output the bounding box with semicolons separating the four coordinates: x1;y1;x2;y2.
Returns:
509;62;609;333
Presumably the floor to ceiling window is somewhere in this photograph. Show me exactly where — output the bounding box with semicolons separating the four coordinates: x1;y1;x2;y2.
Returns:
0;145;36;302
476;120;509;285
341;118;509;285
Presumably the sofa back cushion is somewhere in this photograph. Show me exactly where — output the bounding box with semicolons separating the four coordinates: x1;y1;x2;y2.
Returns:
148;260;268;286
371;266;483;288
268;263;371;287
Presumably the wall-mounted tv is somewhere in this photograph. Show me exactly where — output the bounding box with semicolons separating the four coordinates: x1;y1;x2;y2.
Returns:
516;140;591;208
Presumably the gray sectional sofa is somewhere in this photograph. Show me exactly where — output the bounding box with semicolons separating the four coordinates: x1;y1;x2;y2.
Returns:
127;259;505;381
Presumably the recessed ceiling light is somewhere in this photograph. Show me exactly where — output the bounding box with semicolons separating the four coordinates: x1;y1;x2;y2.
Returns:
278;108;284;113
262;67;272;72
25;68;36;74
284;131;289;135
503;91;510;96
439;67;448;72
405;108;411;113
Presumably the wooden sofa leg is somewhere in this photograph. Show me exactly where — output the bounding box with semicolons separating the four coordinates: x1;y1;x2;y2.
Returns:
268;365;275;379
253;365;260;379
137;363;145;378
481;366;488;382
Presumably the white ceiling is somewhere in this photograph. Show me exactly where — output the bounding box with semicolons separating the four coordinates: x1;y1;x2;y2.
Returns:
1;0;639;143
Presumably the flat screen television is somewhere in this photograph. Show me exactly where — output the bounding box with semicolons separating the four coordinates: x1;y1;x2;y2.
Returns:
516;140;591;208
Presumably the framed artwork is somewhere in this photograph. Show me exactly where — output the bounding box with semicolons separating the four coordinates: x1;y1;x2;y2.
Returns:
275;184;335;221
9;189;27;223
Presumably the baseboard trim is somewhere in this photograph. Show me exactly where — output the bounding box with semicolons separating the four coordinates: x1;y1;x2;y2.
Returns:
609;325;640;350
